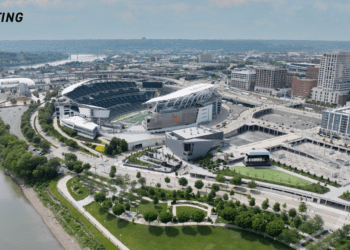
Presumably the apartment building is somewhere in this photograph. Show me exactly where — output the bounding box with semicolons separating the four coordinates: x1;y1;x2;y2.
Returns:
291;77;317;97
254;66;287;92
311;51;350;105
230;68;256;91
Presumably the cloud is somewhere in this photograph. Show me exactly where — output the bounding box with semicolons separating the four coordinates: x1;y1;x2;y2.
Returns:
314;1;327;11
163;3;190;11
114;11;135;24
0;0;85;8
208;0;276;8
100;0;120;3
334;3;350;12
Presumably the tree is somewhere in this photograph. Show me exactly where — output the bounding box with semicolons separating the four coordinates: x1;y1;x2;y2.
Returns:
177;211;190;226
281;211;289;223
73;163;83;173
144;211;158;225
104;145;113;156
82;163;91;170
138;177;146;187
33;134;41;144
288;208;297;218
130;180;137;190
40;139;50;152
193;210;205;225
252;213;268;232
299;203;307;214
165;176;170;184
313;215;324;229
102;200;112;211
247;180;257;189
156;183;161;188
153;196;159;205
159;212;173;227
115;175;124;186
112;203;125;217
94;192;106;203
216;201;224;211
266;219;284;237
125;203;131;211
230;190;235;196
273;202;281;213
235;211;252;228
215;174;225;183
262;198;269;210
109;165;116;178
185;185;193;194
65;139;78;149
223;193;229;201
194;180;204;190
293;215;302;228
136;171;141;178
211;183;220;192
279;229;300;244
178;177;188;188
220;207;237;222
282;203;287;209
59;136;66;143
230;176;242;185
249;198;256;207
252;205;261;215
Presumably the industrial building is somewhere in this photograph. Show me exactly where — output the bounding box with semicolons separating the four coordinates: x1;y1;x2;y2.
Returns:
320;106;350;139
165;126;228;160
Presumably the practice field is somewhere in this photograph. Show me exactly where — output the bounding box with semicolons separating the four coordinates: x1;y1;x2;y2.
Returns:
85;202;293;250
176;206;207;217
229;166;311;186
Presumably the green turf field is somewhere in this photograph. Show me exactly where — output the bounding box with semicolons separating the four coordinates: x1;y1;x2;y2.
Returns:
130;199;168;214
121;113;152;123
230;166;311;186
85;201;293;250
176;206;207;217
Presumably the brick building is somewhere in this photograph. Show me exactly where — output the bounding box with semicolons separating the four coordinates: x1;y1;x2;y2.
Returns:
291;77;317;97
306;66;319;80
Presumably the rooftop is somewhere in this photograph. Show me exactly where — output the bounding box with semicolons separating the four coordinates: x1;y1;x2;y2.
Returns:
145;83;216;104
171;126;219;140
61;115;98;131
0;78;35;86
246;148;270;156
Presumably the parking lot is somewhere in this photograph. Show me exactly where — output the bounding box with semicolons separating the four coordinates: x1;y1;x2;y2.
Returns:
230;131;276;147
258;113;320;131
0;106;28;140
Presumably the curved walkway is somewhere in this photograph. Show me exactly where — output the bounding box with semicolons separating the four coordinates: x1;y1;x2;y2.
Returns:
172;204;211;217
57;174;129;250
58;175;301;250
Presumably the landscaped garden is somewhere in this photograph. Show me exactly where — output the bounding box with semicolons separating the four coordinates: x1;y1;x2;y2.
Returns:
66;176;91;200
85;201;294;250
130;199;167;215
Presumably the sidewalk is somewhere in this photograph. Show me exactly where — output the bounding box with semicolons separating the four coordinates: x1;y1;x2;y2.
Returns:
57;174;129;250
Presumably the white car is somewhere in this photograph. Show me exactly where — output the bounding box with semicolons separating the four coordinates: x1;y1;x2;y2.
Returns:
104;159;108;162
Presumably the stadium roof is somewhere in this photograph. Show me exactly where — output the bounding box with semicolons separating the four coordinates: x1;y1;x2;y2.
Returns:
145;84;216;104
62;79;90;96
0;78;35;86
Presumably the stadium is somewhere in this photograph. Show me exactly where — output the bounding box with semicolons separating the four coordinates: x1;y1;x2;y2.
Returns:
143;84;222;132
60;79;156;121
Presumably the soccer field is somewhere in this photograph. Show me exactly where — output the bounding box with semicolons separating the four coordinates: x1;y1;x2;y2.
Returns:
229;166;311;186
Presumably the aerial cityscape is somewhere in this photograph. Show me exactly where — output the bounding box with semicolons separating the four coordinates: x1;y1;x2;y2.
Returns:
2;1;350;250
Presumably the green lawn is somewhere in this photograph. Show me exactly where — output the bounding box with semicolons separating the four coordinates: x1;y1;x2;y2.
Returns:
66;176;91;201
176;206;207;217
229;166;311;186
130;199;168;214
85;201;293;250
49;179;118;250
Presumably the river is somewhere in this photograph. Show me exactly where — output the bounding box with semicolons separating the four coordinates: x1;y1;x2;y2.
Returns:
0;168;63;250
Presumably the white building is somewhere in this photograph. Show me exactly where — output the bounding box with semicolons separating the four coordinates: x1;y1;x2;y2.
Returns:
0;77;35;96
231;68;256;91
198;54;213;63
60;115;99;139
311;51;350;105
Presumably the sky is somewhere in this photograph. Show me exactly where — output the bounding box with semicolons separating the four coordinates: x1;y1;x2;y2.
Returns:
0;0;350;40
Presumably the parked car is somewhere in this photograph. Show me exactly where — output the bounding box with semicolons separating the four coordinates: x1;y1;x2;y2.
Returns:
33;148;37;151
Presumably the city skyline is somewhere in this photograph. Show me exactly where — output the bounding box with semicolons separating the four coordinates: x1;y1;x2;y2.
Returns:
0;0;349;40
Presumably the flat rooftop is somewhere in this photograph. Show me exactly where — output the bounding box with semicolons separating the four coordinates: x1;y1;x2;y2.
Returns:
61;116;98;131
171;126;219;140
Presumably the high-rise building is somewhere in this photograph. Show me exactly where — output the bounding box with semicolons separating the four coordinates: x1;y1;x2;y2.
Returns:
320;106;350;139
230;68;256;91
254;66;287;90
198;54;213;63
306;66;319;80
311;51;350;105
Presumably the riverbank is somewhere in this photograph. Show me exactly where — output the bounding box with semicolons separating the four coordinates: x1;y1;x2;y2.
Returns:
21;185;81;250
